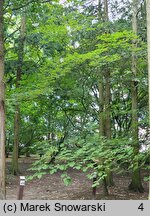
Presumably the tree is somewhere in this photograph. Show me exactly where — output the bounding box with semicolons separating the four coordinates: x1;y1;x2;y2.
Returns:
103;0;114;187
128;0;144;192
3;0;148;199
0;0;6;200
95;0;111;196
12;15;26;175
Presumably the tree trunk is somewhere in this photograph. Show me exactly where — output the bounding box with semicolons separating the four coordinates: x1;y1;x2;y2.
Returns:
104;69;114;186
103;0;109;21
146;0;150;199
98;81;104;137
103;0;114;187
0;0;6;200
128;0;144;192
12;16;26;175
104;69;111;140
98;76;109;196
96;0;109;196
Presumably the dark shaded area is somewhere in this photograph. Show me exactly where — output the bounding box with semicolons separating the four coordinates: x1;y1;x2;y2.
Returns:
6;157;149;200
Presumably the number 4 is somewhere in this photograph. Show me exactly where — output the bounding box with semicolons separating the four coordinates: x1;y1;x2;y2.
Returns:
138;203;144;211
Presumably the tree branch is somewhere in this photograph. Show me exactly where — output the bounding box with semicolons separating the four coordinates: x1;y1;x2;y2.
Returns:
5;0;52;12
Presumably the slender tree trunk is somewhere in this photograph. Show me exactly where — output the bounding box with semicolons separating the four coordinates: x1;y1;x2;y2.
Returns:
103;0;109;21
103;0;114;187
12;16;26;175
128;0;144;192
104;68;114;186
0;0;6;199
47;101;52;142
98;81;104;137
94;0;110;197
104;69;111;140
98;76;109;196
146;0;150;199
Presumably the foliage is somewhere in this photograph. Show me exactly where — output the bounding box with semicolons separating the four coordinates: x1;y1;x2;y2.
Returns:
4;0;149;190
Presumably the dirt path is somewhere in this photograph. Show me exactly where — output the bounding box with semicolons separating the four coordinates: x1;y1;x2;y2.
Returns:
6;157;149;200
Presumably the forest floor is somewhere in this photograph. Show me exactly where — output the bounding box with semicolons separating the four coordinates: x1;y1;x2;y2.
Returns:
6;156;149;200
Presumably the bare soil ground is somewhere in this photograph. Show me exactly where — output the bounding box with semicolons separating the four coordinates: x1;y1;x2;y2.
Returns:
6;157;149;200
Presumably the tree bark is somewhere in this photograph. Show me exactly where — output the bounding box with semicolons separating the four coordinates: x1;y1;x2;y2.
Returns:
98;75;109;196
103;0;114;187
103;0;109;21
0;0;6;200
91;0;109;198
128;0;144;192
12;16;26;175
98;81;104;137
